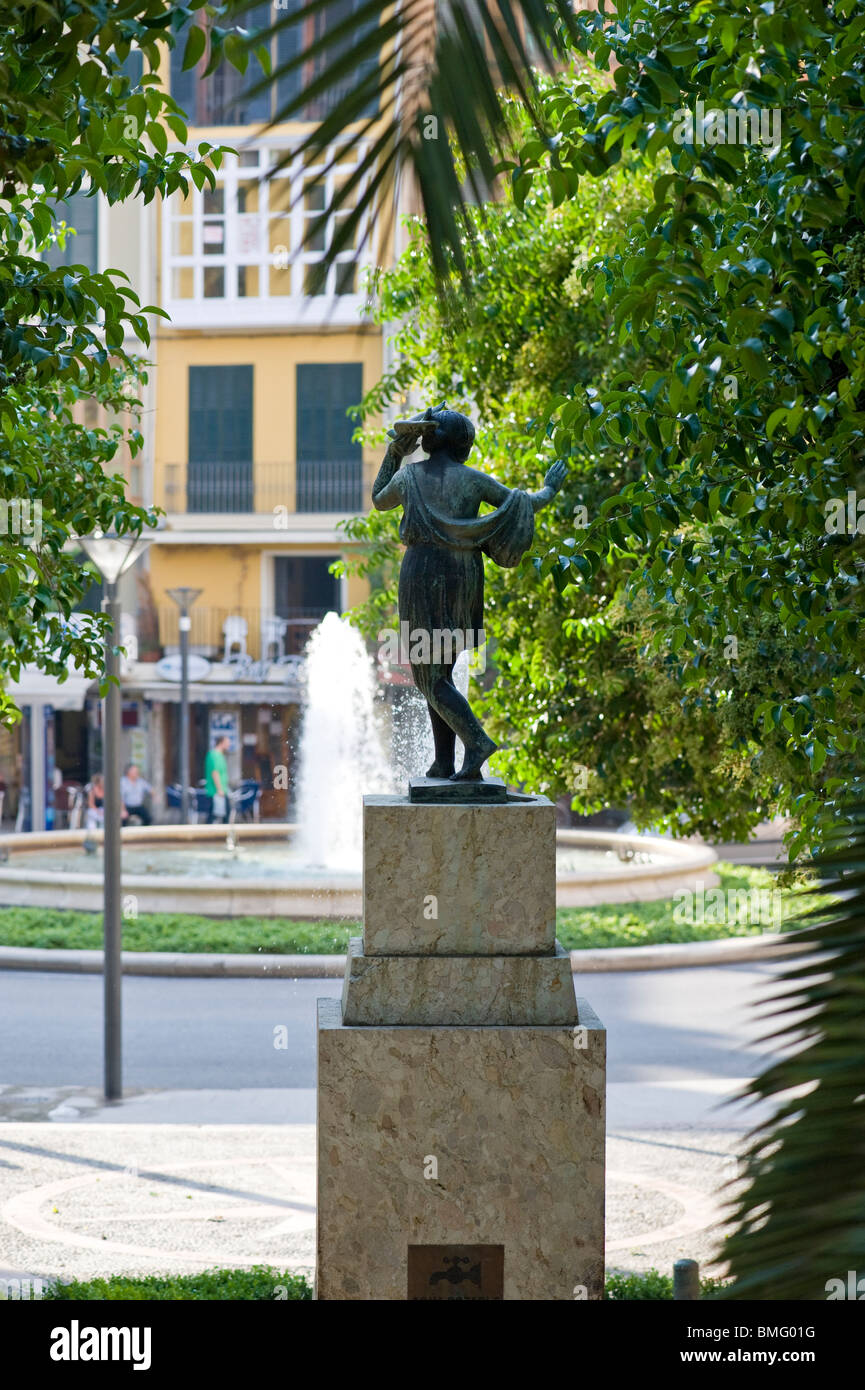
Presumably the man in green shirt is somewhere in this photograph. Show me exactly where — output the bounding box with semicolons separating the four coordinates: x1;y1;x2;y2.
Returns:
205;734;231;823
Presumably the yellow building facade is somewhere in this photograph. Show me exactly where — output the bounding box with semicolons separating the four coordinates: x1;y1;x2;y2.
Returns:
118;18;391;820
128;24;389;818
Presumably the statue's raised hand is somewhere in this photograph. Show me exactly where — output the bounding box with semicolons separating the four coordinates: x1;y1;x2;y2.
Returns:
388;432;419;459
544;460;567;493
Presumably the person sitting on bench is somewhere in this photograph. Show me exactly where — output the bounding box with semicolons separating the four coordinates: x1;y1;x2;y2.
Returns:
121;763;152;825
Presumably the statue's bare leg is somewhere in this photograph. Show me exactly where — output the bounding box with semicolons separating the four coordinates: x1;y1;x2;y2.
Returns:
426;705;456;779
428;673;497;781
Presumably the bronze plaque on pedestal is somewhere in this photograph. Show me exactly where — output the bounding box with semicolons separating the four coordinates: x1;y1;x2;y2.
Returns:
407;1245;504;1300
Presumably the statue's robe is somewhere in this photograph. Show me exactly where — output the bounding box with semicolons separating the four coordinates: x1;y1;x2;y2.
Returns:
396;465;535;699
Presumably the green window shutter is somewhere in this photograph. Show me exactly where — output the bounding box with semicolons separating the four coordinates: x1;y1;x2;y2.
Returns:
305;0;380;120
118;49;143;88
296;363;363;511
296;363;362;459
188;365;254;512
276;0;303;111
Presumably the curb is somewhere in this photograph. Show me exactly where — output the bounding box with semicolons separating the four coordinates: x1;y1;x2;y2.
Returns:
570;932;801;971
0;933;801;979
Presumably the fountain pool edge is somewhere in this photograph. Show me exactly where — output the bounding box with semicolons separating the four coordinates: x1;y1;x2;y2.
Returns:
0;823;718;917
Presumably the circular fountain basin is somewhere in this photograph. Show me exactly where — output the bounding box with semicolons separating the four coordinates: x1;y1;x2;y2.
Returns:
0;824;717;918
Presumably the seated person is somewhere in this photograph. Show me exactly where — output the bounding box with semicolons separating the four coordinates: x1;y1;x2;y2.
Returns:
121;763;153;825
85;772;131;830
85;773;105;830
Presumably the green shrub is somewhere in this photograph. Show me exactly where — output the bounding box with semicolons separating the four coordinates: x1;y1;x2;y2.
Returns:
40;1265;721;1301
605;1269;725;1300
43;1267;312;1301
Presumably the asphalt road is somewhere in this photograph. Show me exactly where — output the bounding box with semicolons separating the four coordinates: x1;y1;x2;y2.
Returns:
0;960;789;1092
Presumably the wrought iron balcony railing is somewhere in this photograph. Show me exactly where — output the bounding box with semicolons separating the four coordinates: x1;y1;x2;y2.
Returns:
157;459;369;516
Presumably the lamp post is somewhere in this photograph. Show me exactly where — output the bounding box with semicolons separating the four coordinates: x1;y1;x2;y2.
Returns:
165;587;202;824
79;529;152;1102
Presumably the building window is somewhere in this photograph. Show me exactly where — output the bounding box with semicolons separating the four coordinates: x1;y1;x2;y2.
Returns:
274;556;340;651
294;0;380;123
170;1;378;126
296;363;363;512
187;365;254;512
164;141;370;314
43;191;99;273
171;5;269;125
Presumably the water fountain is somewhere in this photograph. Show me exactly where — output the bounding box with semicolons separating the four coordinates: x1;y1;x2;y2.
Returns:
0;616;717;916
293;612;393;871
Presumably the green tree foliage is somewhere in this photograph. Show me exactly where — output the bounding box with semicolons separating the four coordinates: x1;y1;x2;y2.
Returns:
255;0;581;279
0;1;256;719
3;361;150;696
339;3;863;859
511;0;865;860
341;92;838;844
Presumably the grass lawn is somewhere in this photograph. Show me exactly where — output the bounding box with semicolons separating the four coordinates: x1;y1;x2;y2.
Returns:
0;863;801;955
30;1266;720;1300
555;861;798;951
0;907;356;955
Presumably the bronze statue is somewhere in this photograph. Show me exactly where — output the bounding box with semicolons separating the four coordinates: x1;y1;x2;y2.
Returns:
372;405;565;782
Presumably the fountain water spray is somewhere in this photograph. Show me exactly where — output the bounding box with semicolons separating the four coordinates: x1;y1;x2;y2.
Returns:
293;613;392;870
389;648;473;783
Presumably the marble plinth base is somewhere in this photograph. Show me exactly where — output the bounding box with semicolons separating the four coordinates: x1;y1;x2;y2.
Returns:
316;997;606;1300
341;938;578;1025
363;794;556;955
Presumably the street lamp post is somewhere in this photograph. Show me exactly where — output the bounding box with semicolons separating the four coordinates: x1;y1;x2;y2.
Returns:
166;588;202;824
79;530;152;1102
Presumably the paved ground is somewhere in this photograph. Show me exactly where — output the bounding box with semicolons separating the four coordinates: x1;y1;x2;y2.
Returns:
0;961;792;1288
707;815;792;869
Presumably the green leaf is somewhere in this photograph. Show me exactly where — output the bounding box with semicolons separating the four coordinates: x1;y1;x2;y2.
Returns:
224;33;249;75
182;25;207;73
766;408;788;439
147;122;167;157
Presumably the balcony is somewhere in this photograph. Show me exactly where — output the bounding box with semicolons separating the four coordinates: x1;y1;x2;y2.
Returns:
157;460;369;516
153;606;326;664
116;606;330;675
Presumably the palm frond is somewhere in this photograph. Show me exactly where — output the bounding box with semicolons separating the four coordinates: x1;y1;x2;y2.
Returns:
242;0;584;277
723;801;865;1300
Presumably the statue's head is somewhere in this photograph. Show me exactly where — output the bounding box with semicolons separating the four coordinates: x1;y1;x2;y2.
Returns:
423;407;475;463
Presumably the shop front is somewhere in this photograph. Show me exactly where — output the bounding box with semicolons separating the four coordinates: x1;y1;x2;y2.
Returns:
127;670;304;821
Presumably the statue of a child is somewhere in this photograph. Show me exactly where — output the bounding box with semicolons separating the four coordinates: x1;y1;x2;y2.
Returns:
372;405;565;780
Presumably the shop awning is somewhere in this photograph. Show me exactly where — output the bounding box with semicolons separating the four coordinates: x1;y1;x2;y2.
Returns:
5;667;94;710
129;681;303;704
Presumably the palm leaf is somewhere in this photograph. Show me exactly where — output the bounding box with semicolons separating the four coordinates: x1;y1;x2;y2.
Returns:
240;0;584;278
722;801;865;1300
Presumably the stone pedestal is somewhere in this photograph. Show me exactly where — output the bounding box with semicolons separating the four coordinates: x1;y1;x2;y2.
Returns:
362;794;556;954
317;792;606;1301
